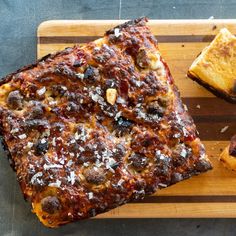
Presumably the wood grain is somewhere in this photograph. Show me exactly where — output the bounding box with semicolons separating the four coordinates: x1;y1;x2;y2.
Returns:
95;202;236;218
37;20;236;218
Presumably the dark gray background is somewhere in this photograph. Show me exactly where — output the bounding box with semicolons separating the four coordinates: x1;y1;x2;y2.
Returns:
0;0;236;235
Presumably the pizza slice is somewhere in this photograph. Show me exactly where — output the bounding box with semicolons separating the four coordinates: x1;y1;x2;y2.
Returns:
188;28;236;103
0;17;212;227
220;135;236;170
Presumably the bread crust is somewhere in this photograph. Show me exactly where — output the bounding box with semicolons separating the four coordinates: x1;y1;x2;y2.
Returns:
187;71;236;103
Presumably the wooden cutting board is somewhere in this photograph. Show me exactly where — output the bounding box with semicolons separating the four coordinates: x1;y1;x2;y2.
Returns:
37;20;236;218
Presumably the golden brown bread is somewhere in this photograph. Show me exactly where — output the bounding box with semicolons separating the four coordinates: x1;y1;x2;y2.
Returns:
188;28;236;103
0;17;212;227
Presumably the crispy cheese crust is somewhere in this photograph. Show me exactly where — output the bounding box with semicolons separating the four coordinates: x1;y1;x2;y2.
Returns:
188;28;236;103
0;18;211;227
220;135;236;170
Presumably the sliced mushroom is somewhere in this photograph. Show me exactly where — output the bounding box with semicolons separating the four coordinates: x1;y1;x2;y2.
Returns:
7;90;23;109
41;196;61;214
129;153;148;171
84;167;106;184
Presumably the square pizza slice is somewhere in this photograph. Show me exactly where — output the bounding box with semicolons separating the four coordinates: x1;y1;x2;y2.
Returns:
0;17;212;227
188;28;236;103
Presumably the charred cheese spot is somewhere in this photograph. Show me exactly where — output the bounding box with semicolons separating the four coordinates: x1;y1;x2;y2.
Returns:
136;49;150;69
195;158;212;172
155;151;172;176
113;144;126;161
51;122;65;133
73;60;84;67
84;167;106;184
41;196;61;214
35;138;49;156
7;90;23;109
171;144;191;167
113;117;133;137
129;153;148;171
51;85;67;97
23;119;49;131
146;100;165;116
83;66;100;83
65;102;80;114
30;105;44;119
171;172;183;184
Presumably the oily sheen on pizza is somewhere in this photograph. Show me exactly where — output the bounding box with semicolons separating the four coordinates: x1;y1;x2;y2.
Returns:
0;18;212;227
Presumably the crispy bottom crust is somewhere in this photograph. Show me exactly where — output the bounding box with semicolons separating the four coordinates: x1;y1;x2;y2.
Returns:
187;71;236;103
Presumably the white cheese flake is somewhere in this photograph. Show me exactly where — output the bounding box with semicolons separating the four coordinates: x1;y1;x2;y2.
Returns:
48;179;61;188
88;192;94;200
49;100;57;106
27;142;34;149
66;160;73;167
37;86;46;96
117;179;125;186
30;172;43;184
180;149;187;158
76;73;84;79
43;164;63;170
158;183;167;188
114;111;122;121
78;146;85;152
74;129;87;142
40;138;47;144
69;152;75;157
116;97;126;104
52;137;56;147
70;139;76;144
18;134;27;139
114;28;122;37
70;171;75;185
61;86;67;91
83;162;89;167
10;128;19;134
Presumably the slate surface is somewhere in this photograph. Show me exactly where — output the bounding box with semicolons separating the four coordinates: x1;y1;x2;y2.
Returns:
1;0;236;235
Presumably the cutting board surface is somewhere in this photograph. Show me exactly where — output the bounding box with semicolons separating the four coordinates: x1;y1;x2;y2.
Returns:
37;20;236;218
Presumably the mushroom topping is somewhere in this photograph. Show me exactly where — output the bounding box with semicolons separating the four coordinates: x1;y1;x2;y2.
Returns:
84;167;106;184
30;105;44;118
7;90;23;109
41;196;61;214
83;66;100;83
129;153;148;171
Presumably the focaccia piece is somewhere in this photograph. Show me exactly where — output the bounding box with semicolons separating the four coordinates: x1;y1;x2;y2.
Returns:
188;28;236;103
220;135;236;170
0;17;212;227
